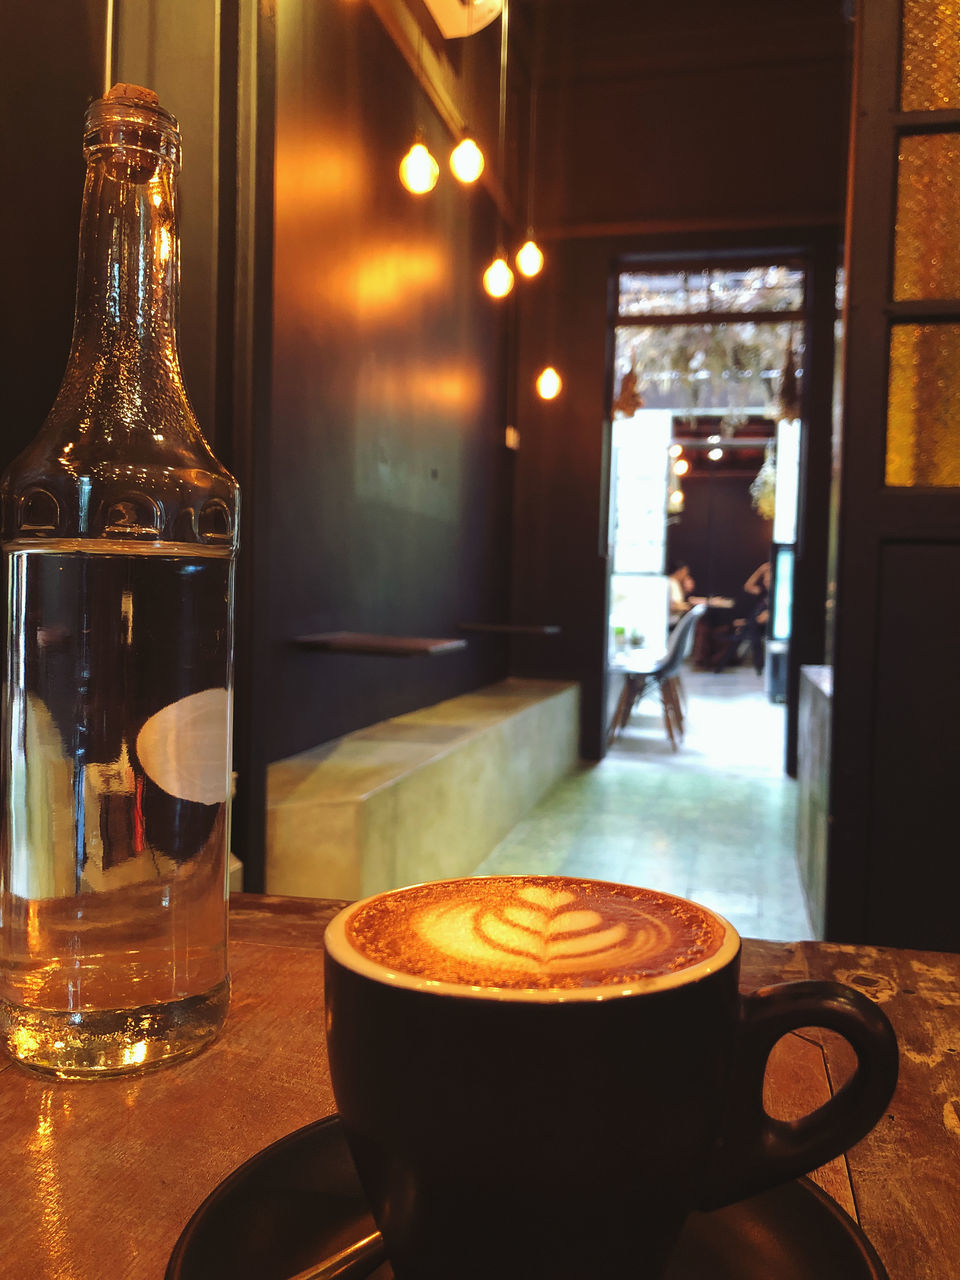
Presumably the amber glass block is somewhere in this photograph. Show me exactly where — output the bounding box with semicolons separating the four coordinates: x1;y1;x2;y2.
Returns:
894;134;960;299
887;324;960;485
901;0;960;110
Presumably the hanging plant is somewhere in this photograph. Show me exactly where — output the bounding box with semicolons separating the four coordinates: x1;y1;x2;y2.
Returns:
750;441;777;520
619;320;801;413
777;344;802;420
612;368;644;417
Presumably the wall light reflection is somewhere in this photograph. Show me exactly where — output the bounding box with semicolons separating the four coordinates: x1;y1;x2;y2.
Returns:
355;359;483;415
276;133;368;217
337;243;448;321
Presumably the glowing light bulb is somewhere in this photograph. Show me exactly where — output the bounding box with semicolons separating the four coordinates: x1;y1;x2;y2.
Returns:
707;447;724;461
515;238;544;278
536;367;562;400
450;136;484;184
483;255;514;298
668;443;683;458
673;458;689;476
399;140;439;195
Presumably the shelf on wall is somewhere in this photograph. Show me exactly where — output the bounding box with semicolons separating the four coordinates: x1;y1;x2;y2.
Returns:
292;631;467;657
457;623;561;636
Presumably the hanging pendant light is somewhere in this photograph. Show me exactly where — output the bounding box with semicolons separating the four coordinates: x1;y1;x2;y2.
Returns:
450;0;484;186
536;366;562;399
483;0;513;299
400;32;439;195
450;134;484;184
515;236;544;278
483;252;514;298
400;137;440;195
400;132;440;194
514;22;544;280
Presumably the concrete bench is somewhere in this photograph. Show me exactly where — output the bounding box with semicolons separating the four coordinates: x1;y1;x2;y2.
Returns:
266;678;580;900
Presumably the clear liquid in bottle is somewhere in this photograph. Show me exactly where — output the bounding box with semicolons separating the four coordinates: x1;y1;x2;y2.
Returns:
1;541;234;1075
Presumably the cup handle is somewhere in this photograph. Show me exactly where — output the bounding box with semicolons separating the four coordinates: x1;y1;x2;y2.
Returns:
697;980;899;1210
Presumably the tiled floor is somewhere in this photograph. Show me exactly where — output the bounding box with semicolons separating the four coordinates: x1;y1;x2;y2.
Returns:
474;665;817;942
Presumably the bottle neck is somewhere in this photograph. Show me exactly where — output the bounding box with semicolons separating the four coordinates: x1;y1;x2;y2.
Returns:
67;140;184;387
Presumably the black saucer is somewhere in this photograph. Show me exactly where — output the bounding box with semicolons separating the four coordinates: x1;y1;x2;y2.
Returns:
166;1116;888;1280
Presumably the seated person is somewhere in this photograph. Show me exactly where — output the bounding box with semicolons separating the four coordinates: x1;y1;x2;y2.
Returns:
668;561;695;624
742;561;771;674
714;561;771;674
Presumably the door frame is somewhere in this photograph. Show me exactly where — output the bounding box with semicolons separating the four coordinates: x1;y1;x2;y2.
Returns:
601;230;841;776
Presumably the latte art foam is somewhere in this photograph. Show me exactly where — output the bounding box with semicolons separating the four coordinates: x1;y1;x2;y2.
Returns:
340;877;729;992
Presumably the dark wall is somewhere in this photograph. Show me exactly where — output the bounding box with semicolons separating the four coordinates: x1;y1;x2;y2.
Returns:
667;477;772;607
0;1;233;464
510;236;612;759
527;0;851;234
263;0;514;764
113;0;234;453
868;544;960;949
0;3;107;468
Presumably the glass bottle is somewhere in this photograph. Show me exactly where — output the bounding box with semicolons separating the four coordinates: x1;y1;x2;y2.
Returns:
0;84;239;1077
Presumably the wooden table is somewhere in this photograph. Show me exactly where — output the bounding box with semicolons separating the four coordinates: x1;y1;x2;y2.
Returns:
2;895;958;1280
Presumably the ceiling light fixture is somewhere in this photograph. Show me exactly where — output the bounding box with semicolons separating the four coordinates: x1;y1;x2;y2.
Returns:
422;0;502;40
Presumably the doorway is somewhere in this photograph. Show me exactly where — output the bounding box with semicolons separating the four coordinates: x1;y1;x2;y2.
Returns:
606;256;807;768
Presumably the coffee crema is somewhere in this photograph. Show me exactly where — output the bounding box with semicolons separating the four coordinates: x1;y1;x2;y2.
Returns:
331;877;733;995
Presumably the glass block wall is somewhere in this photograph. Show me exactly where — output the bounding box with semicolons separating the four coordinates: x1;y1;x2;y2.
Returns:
887;0;960;485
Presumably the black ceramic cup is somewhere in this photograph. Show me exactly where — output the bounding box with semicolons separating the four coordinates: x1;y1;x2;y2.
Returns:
323;876;898;1280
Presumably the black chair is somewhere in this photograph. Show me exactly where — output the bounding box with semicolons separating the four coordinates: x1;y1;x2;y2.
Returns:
609;603;706;749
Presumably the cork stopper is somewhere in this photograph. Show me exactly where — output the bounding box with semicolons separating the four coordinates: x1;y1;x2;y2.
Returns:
84;82;180;161
104;83;160;106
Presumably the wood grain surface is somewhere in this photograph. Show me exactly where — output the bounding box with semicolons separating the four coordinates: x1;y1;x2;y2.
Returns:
1;898;956;1280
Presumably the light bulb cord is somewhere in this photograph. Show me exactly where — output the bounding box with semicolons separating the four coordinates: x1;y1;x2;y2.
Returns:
525;85;537;234
498;0;509;176
495;0;509;248
525;1;543;235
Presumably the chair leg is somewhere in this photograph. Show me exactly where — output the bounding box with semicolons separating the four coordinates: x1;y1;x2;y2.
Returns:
630;674;648;721
609;673;645;743
670;678;684;744
674;672;687;718
663;677;686;749
660;681;678;750
622;674;649;728
668;675;685;737
609;677;632;744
